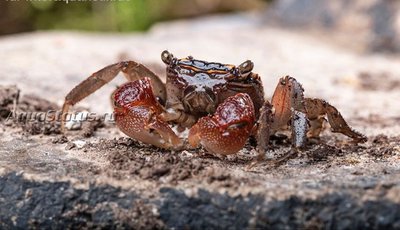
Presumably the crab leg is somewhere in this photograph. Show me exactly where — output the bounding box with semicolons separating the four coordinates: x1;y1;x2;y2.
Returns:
245;75;308;167
247;76;308;168
113;78;182;149
188;93;256;156
271;75;309;148
61;61;166;130
304;98;367;142
255;101;274;156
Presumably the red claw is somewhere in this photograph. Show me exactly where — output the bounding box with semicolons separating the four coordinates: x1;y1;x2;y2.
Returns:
113;78;182;149
188;93;255;155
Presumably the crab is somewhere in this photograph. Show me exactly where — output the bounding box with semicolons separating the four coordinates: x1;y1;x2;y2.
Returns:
61;51;367;162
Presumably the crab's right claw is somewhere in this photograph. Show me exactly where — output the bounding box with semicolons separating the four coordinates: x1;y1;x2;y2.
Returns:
188;93;255;155
113;78;182;149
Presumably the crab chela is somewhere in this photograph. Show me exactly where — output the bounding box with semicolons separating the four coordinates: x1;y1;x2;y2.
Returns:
61;51;367;164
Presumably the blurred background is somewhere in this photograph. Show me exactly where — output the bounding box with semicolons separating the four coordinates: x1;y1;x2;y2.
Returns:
0;0;268;34
1;0;399;53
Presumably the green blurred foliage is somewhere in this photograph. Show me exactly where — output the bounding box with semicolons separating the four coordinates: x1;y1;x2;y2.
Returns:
31;0;163;32
0;0;268;35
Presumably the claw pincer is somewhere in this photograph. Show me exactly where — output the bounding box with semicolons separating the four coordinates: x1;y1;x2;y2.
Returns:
189;93;255;155
113;78;182;149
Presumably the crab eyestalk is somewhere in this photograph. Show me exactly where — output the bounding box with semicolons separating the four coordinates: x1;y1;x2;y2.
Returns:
161;50;175;65
113;77;183;149
188;93;255;155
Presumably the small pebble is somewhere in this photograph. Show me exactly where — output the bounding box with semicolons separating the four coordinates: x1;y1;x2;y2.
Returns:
65;142;76;150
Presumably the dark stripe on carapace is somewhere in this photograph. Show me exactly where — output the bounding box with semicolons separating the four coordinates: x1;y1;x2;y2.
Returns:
178;58;235;74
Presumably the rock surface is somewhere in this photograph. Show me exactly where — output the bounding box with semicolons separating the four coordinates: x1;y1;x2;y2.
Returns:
0;12;400;229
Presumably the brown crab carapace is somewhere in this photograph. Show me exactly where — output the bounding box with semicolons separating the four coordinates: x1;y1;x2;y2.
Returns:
61;51;366;162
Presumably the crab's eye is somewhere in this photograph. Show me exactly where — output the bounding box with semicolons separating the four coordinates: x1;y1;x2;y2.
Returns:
161;50;174;65
237;60;254;76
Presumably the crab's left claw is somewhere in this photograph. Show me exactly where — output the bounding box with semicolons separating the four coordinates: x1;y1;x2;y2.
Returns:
113;78;183;149
188;93;255;155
